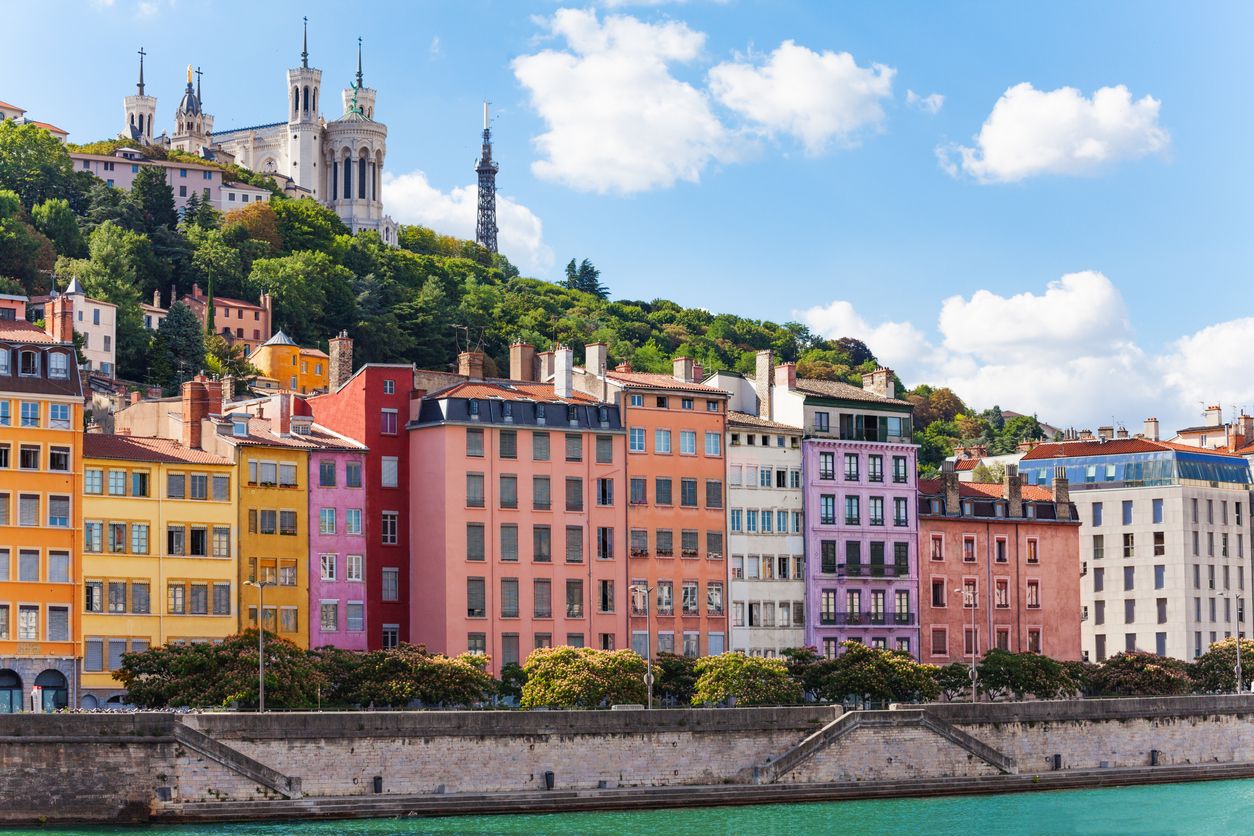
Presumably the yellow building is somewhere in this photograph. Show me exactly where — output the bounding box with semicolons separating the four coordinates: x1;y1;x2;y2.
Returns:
248;330;329;395
80;434;238;704
0;298;82;712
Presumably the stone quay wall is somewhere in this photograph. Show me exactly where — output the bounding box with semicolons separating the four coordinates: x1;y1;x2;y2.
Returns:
4;696;1254;824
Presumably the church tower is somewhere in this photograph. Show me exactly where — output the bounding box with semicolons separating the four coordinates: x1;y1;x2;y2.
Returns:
475;102;499;253
123;47;157;144
171;65;212;154
287;17;323;195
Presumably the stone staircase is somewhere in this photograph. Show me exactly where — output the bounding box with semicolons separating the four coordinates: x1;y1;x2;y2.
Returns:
749;708;1016;784
172;722;302;799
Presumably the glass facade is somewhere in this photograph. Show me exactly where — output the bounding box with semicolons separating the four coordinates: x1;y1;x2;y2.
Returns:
1020;450;1249;490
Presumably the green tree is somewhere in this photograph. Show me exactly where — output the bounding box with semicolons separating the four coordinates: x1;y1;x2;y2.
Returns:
691;653;801;706
0;189;55;289
272;196;348;254
204;333;258;392
520;647;647;709
976;649;1072;701
150;301;206;393
654;653;699;705
30;197;85;257
563;258;608;298
131;165;178;232
0;120;76;208
810;642;939;706
345;645;495;707
72;221;154;378
1191;637;1254;693
1089;651;1195;697
249;250;355;345
936;662;975;702
970;462;1006;484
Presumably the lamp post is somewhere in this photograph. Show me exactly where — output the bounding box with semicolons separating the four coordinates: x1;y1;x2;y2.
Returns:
245;579;275;712
955;586;977;703
633;582;655;709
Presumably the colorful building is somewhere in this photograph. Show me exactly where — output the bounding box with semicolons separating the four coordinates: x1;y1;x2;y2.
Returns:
180;282;273;355
27;278;118;378
1019;435;1252;661
80;433;238;704
0;296;82;711
249;330;330;394
918;465;1082;665
305;426;369;650
307;334;413;649
408;350;627;672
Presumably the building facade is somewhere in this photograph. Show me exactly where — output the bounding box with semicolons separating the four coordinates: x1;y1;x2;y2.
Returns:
408;352;627;673
181;283;273;356
0;297;82;712
27;278;117;378
307;431;369;650
1019;437;1252;661
80;434;238;704
249;330;329;394
918;466;1082;666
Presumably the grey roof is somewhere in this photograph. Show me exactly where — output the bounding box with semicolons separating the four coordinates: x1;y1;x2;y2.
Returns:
261;329;297;348
64;276;84;295
177;84;201;116
210;120;285;137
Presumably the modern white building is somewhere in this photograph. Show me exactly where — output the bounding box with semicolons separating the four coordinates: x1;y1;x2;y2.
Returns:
1019;436;1252;662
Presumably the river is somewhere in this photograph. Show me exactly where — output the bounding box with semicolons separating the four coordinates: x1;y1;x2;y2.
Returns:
15;779;1254;835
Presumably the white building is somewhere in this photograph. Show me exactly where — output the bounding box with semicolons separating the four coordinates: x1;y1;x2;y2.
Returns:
28;277;116;377
1018;436;1252;662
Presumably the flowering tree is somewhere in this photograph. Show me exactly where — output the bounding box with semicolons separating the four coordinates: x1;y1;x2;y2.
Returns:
520;647;647;709
1088;651;1194;696
1191;637;1254;693
691;653;801;706
809;642;938;707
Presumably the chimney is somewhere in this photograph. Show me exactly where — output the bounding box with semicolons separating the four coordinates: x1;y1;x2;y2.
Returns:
1097;426;1113;440
775;362;796;391
585;342;608;402
129;390;142;406
329;330;354;391
1052;466;1072;520
1234;413;1254;452
180;378;210;449
1205;405;1223;427
269;393;291;436
169;283;176;307
1142;417;1159;441
192;282;202;299
152;288;161;308
614;361;632;373
1115;426;1129;439
941;460;961;516
457;351;484;381
862;366;895;399
201;377;223;417
1079;429;1094;441
554;345;573;398
538;350;555;382
754;350;774;420
1003;463;1022;518
692;362;704;382
509;341;537;382
45;295;74;344
672;356;694;384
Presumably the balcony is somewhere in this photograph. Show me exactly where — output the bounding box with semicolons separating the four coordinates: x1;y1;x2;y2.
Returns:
820;612;915;626
839;563;911;578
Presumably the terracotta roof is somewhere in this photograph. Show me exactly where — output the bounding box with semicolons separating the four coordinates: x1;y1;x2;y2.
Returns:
214;415;366;450
727;411;802;432
0;319;57;344
606;371;729;395
918;478;1057;502
432;379;599;405
84;434;232;465
791;377;910;406
954;458;979;471
0;100;24;112
300;347;329;358
1022;438;1245;460
182;293;264;310
28;121;67;136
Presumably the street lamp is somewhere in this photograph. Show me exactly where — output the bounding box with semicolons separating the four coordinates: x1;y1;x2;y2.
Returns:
632;582;655;709
954;586;977;703
1221;592;1244;694
245;579;276;712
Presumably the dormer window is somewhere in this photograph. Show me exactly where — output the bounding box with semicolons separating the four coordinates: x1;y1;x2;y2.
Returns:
598;406;609;426
0;349;9;376
468;400;480;420
536;404;546;425
291;417;313;436
231;416;249;437
18;350;38;376
48;352;69;379
567;405;578;425
502;402;514;423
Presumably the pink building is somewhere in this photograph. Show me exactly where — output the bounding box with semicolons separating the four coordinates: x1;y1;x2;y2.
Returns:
307;423;370;650
69;148;270;213
409;352;627;673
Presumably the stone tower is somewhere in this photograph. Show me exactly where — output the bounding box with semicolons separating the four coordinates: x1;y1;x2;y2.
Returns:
328;330;354;392
287;17;323;195
171;65;212;154
123;47;157;144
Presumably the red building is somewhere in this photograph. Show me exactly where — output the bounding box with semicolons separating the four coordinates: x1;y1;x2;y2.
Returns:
307;339;414;649
918;464;1082;664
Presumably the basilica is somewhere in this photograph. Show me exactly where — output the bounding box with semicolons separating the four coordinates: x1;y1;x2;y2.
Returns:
121;24;396;244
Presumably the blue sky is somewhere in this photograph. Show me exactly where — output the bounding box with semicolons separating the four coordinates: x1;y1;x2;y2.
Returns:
6;1;1254;431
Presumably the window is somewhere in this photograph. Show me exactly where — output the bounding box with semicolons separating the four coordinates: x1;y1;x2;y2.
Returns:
656;529;674;557
654;429;672;454
381;456;398;488
819;496;836;525
319;507;337;535
346;461;362;487
1026;580;1040;609
501;524;519;561
566;579;585;618
596;435;613;463
678;430;696;455
533;525;552;563
844;454;860;481
320;601;339;632
894;498;909;527
680;478;698;507
18;353;38;378
1123;533;1135;559
47;496;69;527
279;510;297;535
1092;502;1103;526
381;512;398;545
892;456;908;483
500;474;519;509
564;476;583;511
630;477;647;505
466;473;485;507
532;431;550;461
279;463;298;487
85;469;103;494
500;578;519;617
1093;534;1105;560
499;430;517;459
320;553;337;581
49;402;70;428
168;473;188;498
597;478;614;506
845;495;861;526
383;625;399;649
629;427;645;452
319;460;337;487
565;434;582;461
819;452;835;480
19;445;39;470
382;567;399;601
656;477;672;506
534;579;552;618
931;578;946;607
380;409;398;434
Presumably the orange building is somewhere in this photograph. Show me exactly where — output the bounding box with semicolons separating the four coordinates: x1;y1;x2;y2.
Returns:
918;465;1082;665
575;351;730;658
0;296;82;712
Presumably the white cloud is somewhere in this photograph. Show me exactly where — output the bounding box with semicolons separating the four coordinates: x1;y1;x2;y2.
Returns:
512;8;733;194
382;170;554;273
795;270;1246;432
708;41;894;154
906;89;944;115
429;36;441;59
940;83;1169;183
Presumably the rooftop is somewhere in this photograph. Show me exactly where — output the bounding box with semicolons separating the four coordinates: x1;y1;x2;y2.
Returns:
607;370;729;395
918;478;1058;502
1021;437;1245;461
727;410;802;432
84;434;231;465
431;379;599;405
0;319;57;344
791;377;910;406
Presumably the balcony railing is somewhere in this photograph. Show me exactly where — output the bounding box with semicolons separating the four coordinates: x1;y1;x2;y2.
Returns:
820;612;915;626
840;563;911;578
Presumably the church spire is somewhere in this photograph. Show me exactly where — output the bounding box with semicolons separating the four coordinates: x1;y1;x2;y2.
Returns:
137;47;146;96
356;37;363;88
301;16;309;68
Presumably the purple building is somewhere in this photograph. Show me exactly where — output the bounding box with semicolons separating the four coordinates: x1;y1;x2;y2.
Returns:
755;361;919;657
304;418;370;650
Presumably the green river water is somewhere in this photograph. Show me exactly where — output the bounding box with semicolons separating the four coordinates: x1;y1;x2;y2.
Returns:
7;779;1254;835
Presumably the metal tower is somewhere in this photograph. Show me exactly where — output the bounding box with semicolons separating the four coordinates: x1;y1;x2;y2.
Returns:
475;102;499;253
